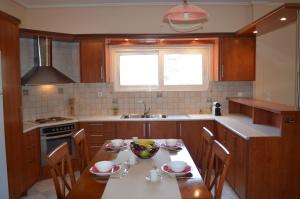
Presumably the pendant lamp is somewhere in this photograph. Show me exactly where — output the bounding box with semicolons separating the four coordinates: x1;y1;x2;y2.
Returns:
163;0;208;32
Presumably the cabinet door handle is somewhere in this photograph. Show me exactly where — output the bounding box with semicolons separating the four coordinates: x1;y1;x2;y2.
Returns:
143;123;146;137
179;123;182;137
88;123;104;126
100;66;104;81
89;134;104;137
221;64;224;80
148;123;151;137
90;145;101;148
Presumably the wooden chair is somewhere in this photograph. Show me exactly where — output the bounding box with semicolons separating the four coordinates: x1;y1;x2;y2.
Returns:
198;127;215;181
47;142;76;199
205;140;231;199
73;128;90;172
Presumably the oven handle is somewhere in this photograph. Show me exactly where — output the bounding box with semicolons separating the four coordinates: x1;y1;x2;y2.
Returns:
41;132;74;140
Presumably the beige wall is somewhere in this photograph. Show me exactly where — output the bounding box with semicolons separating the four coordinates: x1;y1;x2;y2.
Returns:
20;4;252;34
0;0;25;21
253;4;297;106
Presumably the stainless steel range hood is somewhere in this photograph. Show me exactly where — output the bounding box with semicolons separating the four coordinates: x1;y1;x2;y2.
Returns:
21;37;75;85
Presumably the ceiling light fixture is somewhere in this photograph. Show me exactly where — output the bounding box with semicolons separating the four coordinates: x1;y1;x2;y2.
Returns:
280;17;287;21
253;30;258;34
162;0;208;32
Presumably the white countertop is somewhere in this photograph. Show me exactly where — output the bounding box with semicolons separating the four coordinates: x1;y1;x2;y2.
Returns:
215;115;281;140
23;119;78;133
23;114;281;139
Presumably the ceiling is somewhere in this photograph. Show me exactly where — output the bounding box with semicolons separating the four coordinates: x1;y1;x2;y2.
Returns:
15;0;296;8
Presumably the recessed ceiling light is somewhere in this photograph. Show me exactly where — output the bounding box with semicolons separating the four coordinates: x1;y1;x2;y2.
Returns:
124;38;129;41
194;38;199;41
280;17;287;21
253;30;258;34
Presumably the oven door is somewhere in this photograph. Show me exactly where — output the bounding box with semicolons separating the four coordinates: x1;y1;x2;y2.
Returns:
40;132;75;166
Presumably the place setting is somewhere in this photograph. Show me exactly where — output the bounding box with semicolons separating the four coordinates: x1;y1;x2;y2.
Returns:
104;139;128;152
160;139;183;152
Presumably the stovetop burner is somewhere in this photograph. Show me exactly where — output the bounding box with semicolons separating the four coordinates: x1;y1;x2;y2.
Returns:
35;117;73;124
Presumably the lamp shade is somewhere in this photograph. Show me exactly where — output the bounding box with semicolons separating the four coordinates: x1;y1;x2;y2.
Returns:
163;3;208;23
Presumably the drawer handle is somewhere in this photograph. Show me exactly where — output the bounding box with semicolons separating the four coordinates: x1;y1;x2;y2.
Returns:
89;134;104;137
90;146;101;148
88;123;104;126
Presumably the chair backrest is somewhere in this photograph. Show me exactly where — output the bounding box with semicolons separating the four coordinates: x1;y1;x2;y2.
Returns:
73;128;90;172
205;140;231;199
198;127;215;181
47;142;76;199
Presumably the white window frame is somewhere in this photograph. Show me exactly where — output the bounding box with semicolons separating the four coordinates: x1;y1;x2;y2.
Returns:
110;45;213;92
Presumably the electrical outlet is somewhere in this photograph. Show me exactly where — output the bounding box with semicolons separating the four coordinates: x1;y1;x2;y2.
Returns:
58;88;64;94
98;91;103;97
156;92;163;98
23;89;29;96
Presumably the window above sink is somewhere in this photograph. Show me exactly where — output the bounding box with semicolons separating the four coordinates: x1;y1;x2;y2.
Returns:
110;44;212;92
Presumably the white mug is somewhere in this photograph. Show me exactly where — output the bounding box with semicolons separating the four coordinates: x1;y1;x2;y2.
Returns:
132;137;138;141
149;169;159;182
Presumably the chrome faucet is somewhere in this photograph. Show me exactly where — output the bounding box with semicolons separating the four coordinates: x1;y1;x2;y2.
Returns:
137;100;150;116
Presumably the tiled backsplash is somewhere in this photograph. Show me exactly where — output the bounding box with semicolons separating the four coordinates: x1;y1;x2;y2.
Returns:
22;81;252;121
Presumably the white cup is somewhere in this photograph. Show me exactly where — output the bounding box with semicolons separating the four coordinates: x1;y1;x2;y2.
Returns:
149;169;159;182
132;137;138;141
111;139;124;147
166;139;178;147
129;155;137;165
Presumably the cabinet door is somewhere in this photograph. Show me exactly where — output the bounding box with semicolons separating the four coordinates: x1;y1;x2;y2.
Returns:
179;121;214;166
80;39;105;83
0;14;24;199
23;129;41;189
216;123;227;145
116;122;146;139
225;130;236;188
148;122;178;139
79;122;115;157
219;37;255;81
235;135;247;199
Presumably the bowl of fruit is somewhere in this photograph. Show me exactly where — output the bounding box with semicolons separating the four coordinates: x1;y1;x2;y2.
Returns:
130;140;159;159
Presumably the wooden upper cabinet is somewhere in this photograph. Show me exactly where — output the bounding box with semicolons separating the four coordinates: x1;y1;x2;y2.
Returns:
80;39;105;83
218;37;255;81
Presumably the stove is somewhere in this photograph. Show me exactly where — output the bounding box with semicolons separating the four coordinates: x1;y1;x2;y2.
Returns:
39;120;76;166
35;116;73;124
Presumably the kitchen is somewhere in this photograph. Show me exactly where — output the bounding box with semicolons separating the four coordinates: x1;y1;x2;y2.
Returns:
0;0;300;199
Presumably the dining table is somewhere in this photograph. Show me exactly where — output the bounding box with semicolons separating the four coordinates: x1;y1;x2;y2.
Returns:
66;139;212;199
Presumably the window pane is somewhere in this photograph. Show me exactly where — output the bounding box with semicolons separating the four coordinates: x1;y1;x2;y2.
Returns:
119;54;159;86
164;54;203;85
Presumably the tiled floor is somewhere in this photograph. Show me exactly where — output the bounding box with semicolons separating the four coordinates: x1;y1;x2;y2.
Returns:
21;174;239;199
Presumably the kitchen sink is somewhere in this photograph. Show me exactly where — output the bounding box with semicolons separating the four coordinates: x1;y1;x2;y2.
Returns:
121;114;167;119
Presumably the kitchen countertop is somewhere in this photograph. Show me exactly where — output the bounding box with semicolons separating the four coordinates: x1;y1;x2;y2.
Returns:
23;119;78;133
23;114;281;139
215;115;281;140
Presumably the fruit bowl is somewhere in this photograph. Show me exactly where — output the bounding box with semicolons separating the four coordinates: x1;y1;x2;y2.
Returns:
130;140;159;159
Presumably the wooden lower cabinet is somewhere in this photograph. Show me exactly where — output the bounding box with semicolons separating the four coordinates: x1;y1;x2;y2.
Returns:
148;121;178;139
23;129;41;190
79;122;116;158
216;122;247;199
215;122;291;199
116;122;146;139
178;121;214;167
